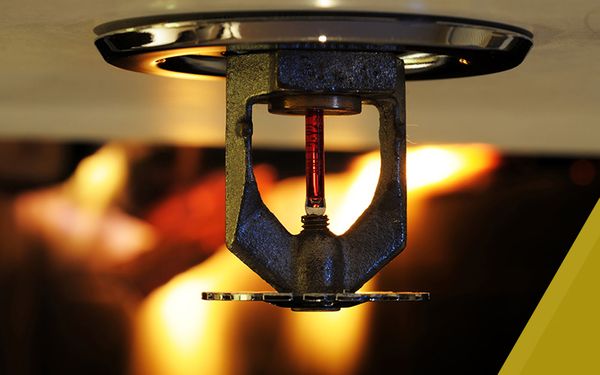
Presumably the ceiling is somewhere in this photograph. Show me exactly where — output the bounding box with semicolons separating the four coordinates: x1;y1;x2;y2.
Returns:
1;0;599;154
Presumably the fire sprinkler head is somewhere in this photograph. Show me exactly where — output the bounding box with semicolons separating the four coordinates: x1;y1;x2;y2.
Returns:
94;12;532;311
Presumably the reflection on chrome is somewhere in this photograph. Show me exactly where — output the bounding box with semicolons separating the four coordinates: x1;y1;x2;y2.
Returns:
221;22;242;40
95;12;532;80
138;27;182;48
315;0;336;8
401;52;448;72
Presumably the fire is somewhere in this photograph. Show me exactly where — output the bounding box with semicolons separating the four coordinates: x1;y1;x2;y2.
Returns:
133;144;499;375
279;280;375;375
67;144;128;212
134;249;256;375
267;144;499;235
14;143;156;264
407;145;499;193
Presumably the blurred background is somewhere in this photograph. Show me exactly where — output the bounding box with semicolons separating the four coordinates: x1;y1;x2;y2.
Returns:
0;139;597;374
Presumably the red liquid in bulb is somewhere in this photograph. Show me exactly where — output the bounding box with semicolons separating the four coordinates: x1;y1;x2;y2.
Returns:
305;109;326;215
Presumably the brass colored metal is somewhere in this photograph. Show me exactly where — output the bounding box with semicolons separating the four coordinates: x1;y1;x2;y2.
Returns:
268;94;361;116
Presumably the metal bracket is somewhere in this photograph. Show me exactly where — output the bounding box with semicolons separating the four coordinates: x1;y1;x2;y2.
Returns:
225;50;409;297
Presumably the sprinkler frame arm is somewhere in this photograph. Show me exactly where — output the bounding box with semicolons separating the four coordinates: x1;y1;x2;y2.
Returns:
226;50;407;293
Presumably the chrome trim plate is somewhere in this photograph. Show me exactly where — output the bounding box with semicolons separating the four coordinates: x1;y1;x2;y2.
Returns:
95;11;532;80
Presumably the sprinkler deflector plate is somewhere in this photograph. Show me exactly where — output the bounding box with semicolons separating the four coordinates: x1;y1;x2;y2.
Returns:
202;291;430;311
95;11;533;80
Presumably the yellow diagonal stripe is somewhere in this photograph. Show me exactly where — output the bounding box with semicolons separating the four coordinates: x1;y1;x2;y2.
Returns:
500;198;600;374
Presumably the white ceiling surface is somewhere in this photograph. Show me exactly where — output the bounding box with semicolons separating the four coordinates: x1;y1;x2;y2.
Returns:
1;0;599;154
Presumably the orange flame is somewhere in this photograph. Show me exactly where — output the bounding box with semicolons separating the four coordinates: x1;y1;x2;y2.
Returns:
14;144;156;264
134;144;499;375
408;144;499;193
